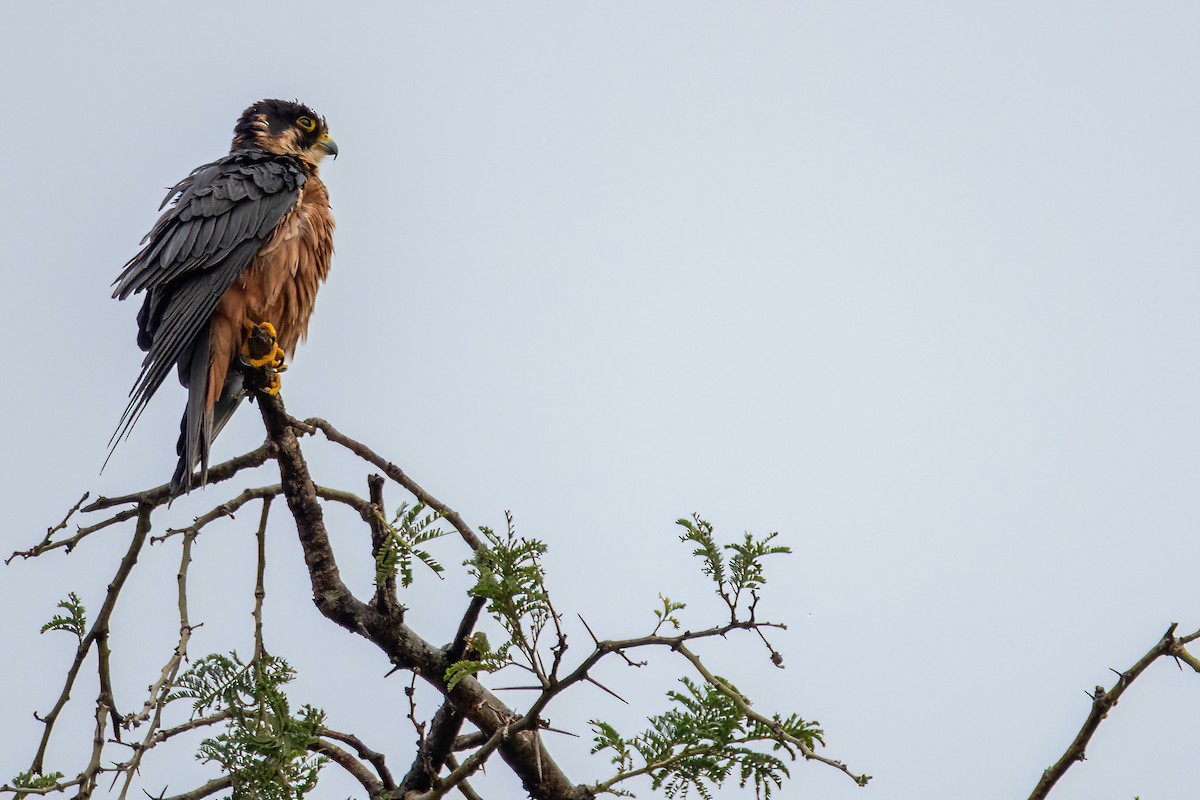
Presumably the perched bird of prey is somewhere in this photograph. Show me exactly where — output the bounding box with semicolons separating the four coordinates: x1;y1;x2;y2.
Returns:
110;99;337;496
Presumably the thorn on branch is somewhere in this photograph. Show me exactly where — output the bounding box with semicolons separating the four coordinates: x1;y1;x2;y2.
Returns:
585;676;629;705
1027;621;1200;800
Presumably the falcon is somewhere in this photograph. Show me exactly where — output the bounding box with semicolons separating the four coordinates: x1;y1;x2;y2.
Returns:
110;99;337;496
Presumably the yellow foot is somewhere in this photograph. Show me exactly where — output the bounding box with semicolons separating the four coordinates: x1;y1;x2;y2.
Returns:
241;321;286;369
240;321;287;394
261;370;282;396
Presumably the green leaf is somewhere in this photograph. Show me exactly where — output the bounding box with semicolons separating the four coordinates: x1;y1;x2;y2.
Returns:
40;592;86;640
178;652;326;799
10;770;66;792
593;677;822;799
725;531;791;607
653;594;687;633
375;502;448;588
445;634;513;690
677;515;726;588
676;517;792;615
463;512;554;671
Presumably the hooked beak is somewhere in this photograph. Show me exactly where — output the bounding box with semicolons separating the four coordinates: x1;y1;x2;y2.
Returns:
319;133;338;159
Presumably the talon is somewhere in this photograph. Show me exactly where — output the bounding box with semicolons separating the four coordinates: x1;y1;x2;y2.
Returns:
239;321;288;393
245;343;285;369
262;371;282;395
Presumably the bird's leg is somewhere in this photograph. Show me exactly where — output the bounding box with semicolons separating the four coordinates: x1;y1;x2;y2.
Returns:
240;321;288;395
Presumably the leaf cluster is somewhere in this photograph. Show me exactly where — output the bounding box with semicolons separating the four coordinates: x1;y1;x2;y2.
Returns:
172;652;326;799
170;651;292;714
40;593;86;641
448;512;554;688
591;678;822;799
374;501;447;589
7;770;65;797
652;594;687;635
676;516;790;616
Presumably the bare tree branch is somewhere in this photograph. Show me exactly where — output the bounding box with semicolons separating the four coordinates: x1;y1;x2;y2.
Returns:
255;393;590;800
310;739;385;798
399;700;468;795
300;417;483;552
1029;623;1200;800
11;392;859;800
78;698;109;800
143;711;233;749
30;505;152;775
453;732;488;753
367;473;400;612
116;531;198;800
674;642;869;786
156;776;234;800
318;727;396;791
441;755;484;800
84;444;274;514
6;492;93;562
252;499;271;663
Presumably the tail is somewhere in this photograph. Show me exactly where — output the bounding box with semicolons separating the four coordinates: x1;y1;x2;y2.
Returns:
169;334;247;498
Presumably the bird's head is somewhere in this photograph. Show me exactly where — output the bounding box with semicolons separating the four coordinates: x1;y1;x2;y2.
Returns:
231;99;338;165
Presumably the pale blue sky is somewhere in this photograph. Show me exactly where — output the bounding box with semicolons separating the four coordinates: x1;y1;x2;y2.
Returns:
2;3;1199;798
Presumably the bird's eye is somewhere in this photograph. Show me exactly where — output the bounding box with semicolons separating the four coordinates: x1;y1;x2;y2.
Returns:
296;116;316;132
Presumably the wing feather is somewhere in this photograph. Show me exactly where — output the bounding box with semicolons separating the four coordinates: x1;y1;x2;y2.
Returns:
110;150;305;450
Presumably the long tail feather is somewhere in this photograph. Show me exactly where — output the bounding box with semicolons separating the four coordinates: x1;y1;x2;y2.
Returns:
169;332;247;498
169;371;246;501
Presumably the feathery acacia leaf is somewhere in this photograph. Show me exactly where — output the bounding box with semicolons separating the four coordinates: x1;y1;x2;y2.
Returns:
676;517;791;617
374;501;447;588
40;593;86;641
8;771;66;793
591;677;819;799
172;651;326;799
448;512;555;686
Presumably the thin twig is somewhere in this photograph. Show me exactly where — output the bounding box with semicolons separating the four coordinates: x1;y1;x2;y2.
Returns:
6;492;93;562
399;699;468;794
84;443;274;513
408;723;512;800
116;530;198;800
30;505;152;774
122;532;197;730
252;498;272;664
142;710;232;748
301;417;483;551
157;485;282;544
96;629;121;740
674;642;869;786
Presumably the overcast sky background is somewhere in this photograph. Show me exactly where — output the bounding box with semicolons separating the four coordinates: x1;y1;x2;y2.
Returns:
2;3;1199;799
